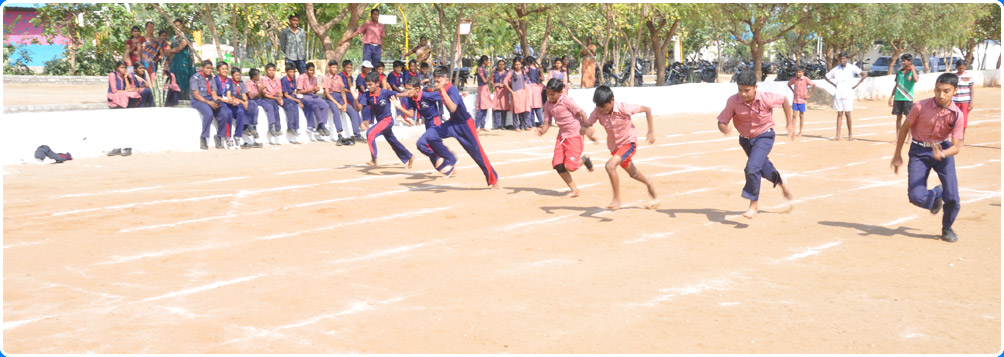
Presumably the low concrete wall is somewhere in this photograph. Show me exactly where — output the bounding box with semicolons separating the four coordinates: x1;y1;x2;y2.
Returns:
5;69;995;166
3;75;107;85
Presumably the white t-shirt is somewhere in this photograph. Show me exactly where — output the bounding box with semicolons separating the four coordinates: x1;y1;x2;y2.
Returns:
826;64;862;100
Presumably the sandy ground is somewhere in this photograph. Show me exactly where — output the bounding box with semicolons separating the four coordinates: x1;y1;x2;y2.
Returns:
2;83;108;107
3;88;1001;354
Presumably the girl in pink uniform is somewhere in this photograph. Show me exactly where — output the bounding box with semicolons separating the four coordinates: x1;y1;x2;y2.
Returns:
475;55;492;131
492;59;512;129
526;56;544;127
504;57;531;131
107;61;142;108
162;68;181;107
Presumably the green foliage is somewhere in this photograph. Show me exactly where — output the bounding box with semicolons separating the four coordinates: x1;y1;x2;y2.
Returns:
3;43;35;75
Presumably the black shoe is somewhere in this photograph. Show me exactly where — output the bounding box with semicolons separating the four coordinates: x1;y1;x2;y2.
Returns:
354;134;364;141
200;138;208;150
107;148;122;156
251;142;263;148
336;135;345;146
214;136;223;149
941;228;958;243
251;127;259;139
582;155;594;172
121;148;132;156
348;137;356;146
930;185;943;215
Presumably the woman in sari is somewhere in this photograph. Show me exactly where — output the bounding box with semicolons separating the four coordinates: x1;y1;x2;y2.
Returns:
167;18;195;100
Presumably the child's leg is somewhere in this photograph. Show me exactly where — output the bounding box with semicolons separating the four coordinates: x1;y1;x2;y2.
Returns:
845;111;854;140
382;124;414;167
833;111;843;141
798;110;805;136
415;130;443;169
446;119;498;187
365;117;393;164
604;155;624;209
624;162;657;200
933;147;960;232
492;109;502;129
552;137;581;197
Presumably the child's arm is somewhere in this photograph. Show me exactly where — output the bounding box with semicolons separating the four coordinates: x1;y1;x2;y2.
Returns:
641;105;655;144
439;86;459;114
807;82;816;98
890;114;915;173
349;86;363;112
576;110;598;142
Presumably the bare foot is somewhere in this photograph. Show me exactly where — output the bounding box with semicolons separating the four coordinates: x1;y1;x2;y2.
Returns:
365;160;377;167
780;183;794;200
605;199;621;210
490;182;501;190
439;165;455;177
847;136;854;141
647;183;658;200
435;157;444;169
515;128;522;132
644;200;660;210
741;207;758;219
406;156;414;169
797;132;802;137
563;190;580;199
831;137;841;141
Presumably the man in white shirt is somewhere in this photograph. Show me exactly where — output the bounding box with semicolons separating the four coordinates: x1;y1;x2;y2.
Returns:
824;52;867;141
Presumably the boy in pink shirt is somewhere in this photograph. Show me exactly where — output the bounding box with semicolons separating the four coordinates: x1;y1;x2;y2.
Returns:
536;78;595;198
890;73;966;243
717;71;795;219
582;85;658;210
296;62;330;141
786;67;815;137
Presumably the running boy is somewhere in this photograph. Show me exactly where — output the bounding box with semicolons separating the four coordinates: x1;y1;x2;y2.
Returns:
582;85;658;209
717;70;795;219
890;73;965;242
888;53;918;131
787;66;815;136
351;72;414;167
393;77;451;173
427;68;500;189
536;78;594;198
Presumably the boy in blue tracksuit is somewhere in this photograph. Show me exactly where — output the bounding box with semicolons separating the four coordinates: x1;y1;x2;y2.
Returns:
351;72;414;167
391;77;453;173
423;68;500;188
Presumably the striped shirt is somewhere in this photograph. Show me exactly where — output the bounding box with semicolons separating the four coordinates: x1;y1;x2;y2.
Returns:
952;71;974;103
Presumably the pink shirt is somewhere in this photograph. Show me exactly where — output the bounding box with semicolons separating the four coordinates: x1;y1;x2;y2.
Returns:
324;72;345;96
787;76;813;104
246;79;262;98
261;75;282;97
717;91;786;138
587;101;642;152
907;98;965;143
358;21;385;45
296;74;319;93
543;94;584;139
165;72;181;92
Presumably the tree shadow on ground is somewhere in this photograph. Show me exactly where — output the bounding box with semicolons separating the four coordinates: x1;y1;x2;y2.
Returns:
654;208;750;228
818;221;941;240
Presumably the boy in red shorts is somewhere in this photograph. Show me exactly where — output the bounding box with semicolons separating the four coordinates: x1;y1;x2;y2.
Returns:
536;78;595;198
582;85;658;210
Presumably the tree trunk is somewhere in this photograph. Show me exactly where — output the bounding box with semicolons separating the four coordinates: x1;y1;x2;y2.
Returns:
449;5;464;83
305;3;354;62
629;26;641;87
331;4;367;64
913;45;928;74
538;12;552;63
231;4;239;63
150;3;203;63
434;4;448;64
203;5;222;62
647;16;679;86
887;39;904;75
68;19;78;75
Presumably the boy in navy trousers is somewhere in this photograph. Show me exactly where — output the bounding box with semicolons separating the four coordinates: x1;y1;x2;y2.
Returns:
890;73;965;242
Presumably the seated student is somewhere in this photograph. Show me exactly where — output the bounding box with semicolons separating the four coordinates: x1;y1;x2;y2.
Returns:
339;60;364;141
230;67;262;148
323;59;356;146
212;61;241;149
418;62;432;85
280;62;304;144
356;60;374;129
259;63;285;144
244;68;267;144
387;60;406;92
350;72;414;168
190;60;233;150
296;62;330;141
162;67;181;107
129;64;154;107
403;59;419;84
107;60;143;108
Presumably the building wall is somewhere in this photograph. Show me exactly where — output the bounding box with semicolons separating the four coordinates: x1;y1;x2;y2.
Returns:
3;7;69;67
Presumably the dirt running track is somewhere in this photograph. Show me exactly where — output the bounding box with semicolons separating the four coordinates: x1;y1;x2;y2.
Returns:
3;88;1001;354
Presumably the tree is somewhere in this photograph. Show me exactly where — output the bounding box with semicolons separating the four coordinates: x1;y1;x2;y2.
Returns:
644;4;682;85
501;4;549;57
304;3;357;62
31;4;131;75
722;3;804;80
329;3;370;64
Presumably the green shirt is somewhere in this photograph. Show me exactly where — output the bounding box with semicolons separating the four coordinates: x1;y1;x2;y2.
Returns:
893;68;917;102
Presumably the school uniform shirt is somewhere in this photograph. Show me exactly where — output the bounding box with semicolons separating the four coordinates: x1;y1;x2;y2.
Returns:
717;91;786;138
387;71;404;90
543;94;584;139
164;72;181;92
108;72;140;108
442;84;471;122
355;73;367;92
358;21;385;45
953;71;974;103
130;73;149;89
261;75;283;98
586;101;643;152
907;98;965;143
360;89;398;120
296;74;319;94
211;76;235;100
232;80;248;98
324;73;345;99
190;72;214;100
339;71;355;103
403;89;443;122
280;75;298;96
246;79;262;99
403;70;419;84
825;63;862;100
787;76;813;104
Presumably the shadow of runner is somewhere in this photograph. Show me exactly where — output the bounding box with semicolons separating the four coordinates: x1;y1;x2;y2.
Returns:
540;205;619;222
818;221;941;240
655;208;750;228
507;186;566;197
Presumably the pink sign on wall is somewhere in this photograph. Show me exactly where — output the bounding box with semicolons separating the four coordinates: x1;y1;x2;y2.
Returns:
3;9;71;46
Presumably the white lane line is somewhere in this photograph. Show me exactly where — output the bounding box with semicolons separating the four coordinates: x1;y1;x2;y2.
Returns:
957;163;985;169
52;194;233;217
260;207;451;241
3;316;56;330
880;215;920;227
220;297;404;346
3;240;50;249
776;241;843;263
143;274;266;302
278;168;332;175
504;215;573;230
624;232;675;244
119;208;274;233
329;241;442;265
59;186;164;198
